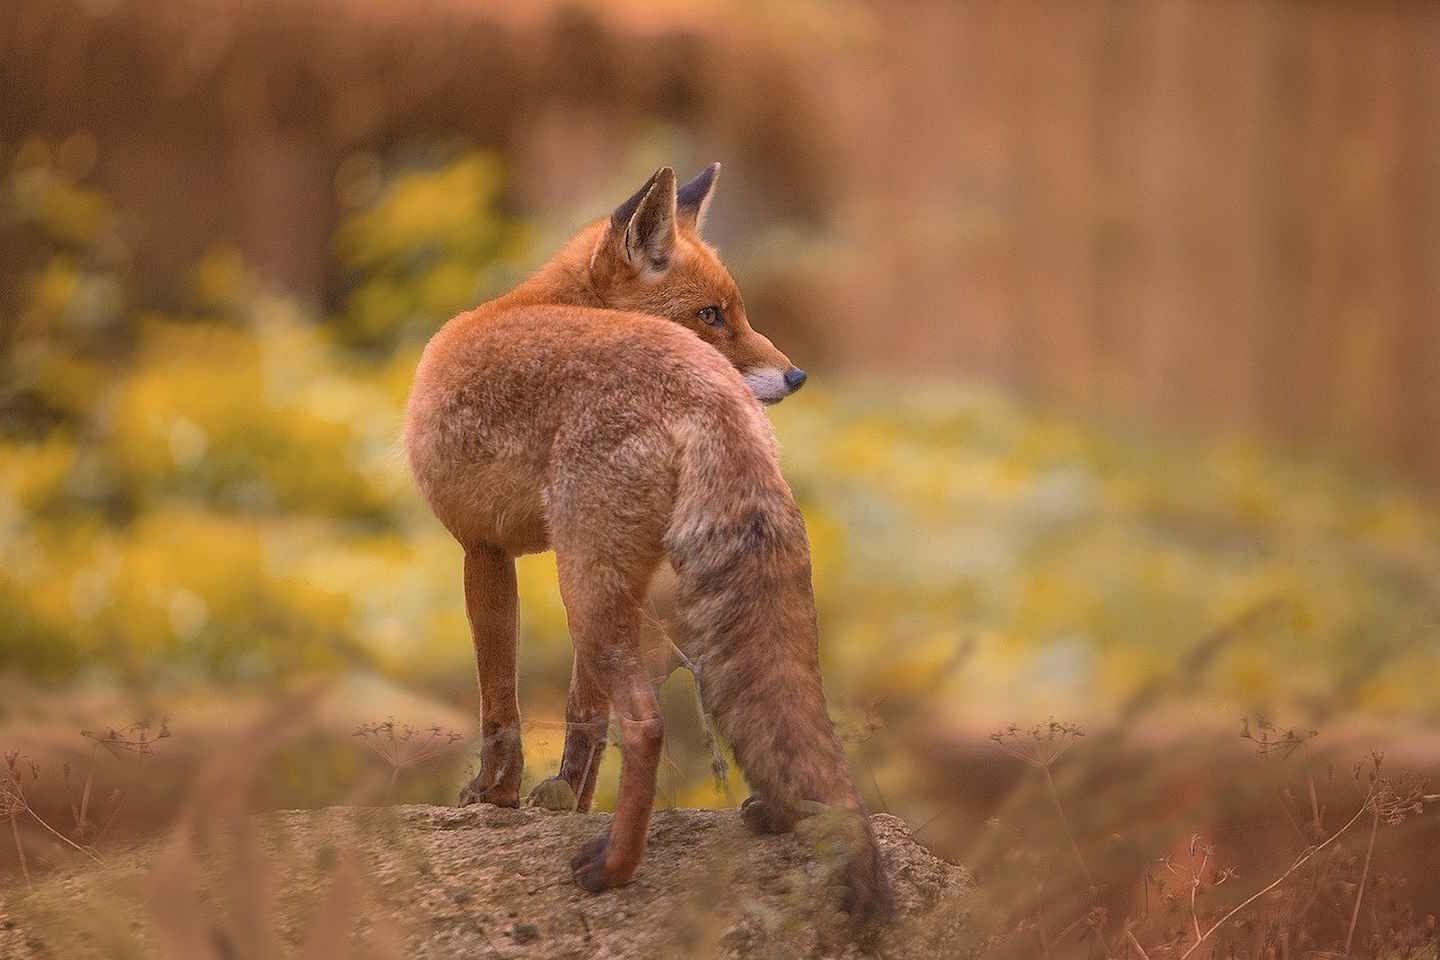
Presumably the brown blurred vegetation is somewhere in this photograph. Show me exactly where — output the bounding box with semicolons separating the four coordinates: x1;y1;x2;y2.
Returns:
3;2;1440;957
4;0;1438;478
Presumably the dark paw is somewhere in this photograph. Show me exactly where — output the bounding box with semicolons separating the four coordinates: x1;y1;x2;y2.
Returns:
741;794;793;834
527;777;578;812
570;833;610;892
458;777;518;808
740;794;771;833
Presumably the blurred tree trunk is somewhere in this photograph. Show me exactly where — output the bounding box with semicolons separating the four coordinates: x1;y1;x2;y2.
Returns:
1388;4;1440;480
228;129;333;307
1089;0;1141;413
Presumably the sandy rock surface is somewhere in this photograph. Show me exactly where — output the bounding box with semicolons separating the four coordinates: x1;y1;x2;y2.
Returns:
0;804;981;959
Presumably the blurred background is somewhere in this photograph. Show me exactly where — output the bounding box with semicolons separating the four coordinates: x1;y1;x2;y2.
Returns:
2;1;1438;955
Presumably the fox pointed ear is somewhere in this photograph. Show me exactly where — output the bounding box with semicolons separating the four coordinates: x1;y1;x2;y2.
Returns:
676;162;720;233
609;167;677;273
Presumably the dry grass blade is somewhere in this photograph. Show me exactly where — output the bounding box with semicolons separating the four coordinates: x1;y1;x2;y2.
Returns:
1177;793;1373;960
667;637;731;793
1343;809;1379;956
1125;928;1152;959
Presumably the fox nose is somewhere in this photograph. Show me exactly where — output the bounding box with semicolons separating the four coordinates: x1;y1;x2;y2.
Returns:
783;367;807;392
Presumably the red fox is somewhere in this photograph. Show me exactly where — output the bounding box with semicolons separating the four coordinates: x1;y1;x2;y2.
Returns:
405;164;890;923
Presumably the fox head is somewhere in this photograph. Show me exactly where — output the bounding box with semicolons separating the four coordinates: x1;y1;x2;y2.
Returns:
586;165;806;404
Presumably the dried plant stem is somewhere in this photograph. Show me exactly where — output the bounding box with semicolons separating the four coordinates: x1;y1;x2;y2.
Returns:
1189;871;1202;945
1125;929;1152;959
1178;796;1371;960
1343;810;1379;956
668;637;730;795
1276;789;1305;843
10;814;29;886
92;789;127;845
1043;764;1093;887
865;756;890;815
579;739;599;807
76;742;98;835
1188;845;1210;946
27;806;104;864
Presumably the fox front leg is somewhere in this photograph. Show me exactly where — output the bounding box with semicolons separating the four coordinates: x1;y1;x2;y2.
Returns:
458;546;524;807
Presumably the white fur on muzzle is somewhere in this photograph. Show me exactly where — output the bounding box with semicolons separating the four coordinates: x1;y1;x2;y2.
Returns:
742;368;791;405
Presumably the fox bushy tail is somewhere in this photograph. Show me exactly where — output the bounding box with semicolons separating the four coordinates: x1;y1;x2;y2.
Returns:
664;415;892;924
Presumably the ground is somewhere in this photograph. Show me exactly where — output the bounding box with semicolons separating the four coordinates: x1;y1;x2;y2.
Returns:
0;805;981;959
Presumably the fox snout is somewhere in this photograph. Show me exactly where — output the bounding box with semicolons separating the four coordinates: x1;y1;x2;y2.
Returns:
743;365;808;405
734;327;806;404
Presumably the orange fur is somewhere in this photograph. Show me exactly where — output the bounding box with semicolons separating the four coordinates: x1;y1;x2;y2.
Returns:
404;166;888;924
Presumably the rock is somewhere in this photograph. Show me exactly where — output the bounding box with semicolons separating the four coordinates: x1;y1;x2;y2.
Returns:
0;804;982;959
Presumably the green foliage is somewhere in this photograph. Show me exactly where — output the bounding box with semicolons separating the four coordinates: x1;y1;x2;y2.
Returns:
770;386;1440;720
331;149;531;348
100;318;401;520
2;139;132;440
2;141;1438;739
0;145;536;682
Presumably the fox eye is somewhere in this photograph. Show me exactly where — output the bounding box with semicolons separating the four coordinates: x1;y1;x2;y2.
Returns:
697;305;725;327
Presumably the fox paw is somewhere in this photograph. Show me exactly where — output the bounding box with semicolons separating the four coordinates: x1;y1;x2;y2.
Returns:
740;794;777;833
570;833;611;892
742;794;804;834
527;777;578;812
457;776;519;808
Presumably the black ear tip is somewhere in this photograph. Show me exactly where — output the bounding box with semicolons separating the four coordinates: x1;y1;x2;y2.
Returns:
677;163;720;211
613;167;674;226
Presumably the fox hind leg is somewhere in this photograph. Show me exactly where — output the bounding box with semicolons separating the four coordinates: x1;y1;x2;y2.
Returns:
554;549;664;891
531;588;680;812
457;544;524;808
